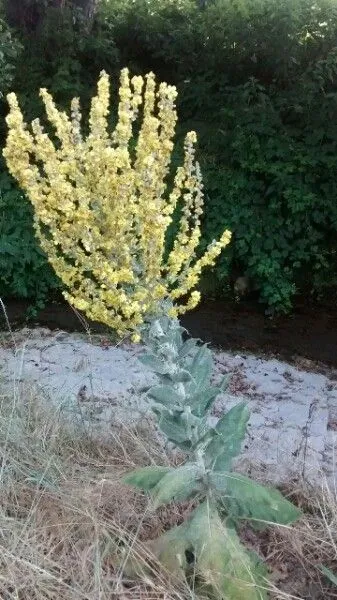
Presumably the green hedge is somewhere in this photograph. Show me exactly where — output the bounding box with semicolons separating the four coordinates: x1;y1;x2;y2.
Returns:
1;0;337;312
0;172;60;310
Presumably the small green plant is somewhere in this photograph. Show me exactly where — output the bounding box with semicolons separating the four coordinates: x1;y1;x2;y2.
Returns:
124;316;301;599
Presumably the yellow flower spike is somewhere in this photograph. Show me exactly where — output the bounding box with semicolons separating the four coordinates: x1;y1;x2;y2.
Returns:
143;72;156;117
131;75;144;119
176;290;201;315
113;67;134;148
166;131;204;281
71;97;82;145
89;70;110;141
40;88;73;149
3;69;231;339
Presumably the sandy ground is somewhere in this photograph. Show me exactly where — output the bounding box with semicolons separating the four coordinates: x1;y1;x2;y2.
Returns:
0;327;336;487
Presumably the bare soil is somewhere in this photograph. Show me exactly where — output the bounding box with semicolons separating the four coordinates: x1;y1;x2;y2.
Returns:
2;296;337;366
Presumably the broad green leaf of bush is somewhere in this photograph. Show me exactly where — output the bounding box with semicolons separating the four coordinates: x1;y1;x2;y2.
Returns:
189;501;267;600
0;174;60;310
0;19;21;97
123;466;171;491
211;472;301;526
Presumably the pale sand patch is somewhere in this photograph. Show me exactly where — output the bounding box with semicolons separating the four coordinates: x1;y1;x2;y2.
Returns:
0;327;335;487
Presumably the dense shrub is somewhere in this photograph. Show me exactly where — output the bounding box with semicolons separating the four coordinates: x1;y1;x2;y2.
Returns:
202;68;337;311
0;172;59;309
109;0;337;311
0;15;21;98
11;3;120;118
2;0;337;312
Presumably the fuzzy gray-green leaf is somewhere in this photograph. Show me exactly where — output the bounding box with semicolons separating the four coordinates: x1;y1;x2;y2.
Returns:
174;369;192;383
156;408;192;447
189;386;222;416
142;521;190;581
205;402;249;471
167;328;184;350
148;385;183;407
188;501;267;599
138;353;169;374
212;472;301;526
152;464;202;508
189;344;213;387
123;466;172;491
178;337;199;359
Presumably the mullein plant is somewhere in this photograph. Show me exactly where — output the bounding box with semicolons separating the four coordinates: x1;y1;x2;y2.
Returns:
125;316;301;599
4;70;301;599
3;68;230;341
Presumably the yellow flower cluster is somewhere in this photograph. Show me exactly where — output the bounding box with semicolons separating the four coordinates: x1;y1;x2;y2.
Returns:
3;69;231;339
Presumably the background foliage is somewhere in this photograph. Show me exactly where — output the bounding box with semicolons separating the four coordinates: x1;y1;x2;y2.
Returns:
1;0;337;313
0;171;59;310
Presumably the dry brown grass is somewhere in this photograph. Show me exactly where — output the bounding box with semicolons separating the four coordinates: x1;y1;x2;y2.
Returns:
266;484;337;599
0;383;196;600
0;380;336;600
237;483;337;599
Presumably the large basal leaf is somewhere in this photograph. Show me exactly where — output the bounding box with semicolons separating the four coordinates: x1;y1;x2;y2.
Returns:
211;472;301;526
123;466;172;491
188;501;267;600
122;517;190;581
205;402;250;472
148;385;183;407
147;522;190;581
152;463;203;508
